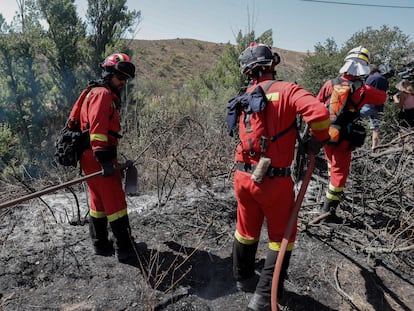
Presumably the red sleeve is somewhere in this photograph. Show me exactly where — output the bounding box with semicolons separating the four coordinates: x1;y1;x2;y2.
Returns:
316;80;333;106
86;89;114;152
352;84;387;108
288;84;330;142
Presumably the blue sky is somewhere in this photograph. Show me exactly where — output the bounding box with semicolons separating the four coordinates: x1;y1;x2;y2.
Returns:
2;0;414;52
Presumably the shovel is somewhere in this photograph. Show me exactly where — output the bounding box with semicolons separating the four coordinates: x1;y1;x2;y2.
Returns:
124;164;138;195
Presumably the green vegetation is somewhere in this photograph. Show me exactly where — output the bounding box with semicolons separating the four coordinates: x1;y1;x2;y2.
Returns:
0;1;413;197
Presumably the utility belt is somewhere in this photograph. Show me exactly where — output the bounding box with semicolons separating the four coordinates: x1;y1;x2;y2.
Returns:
236;162;291;178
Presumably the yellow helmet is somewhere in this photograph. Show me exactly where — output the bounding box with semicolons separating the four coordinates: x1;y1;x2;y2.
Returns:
344;46;370;64
340;46;371;76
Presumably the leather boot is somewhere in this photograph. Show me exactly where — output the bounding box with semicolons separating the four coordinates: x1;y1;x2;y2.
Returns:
233;238;259;293
89;216;114;256
110;215;139;267
248;250;292;311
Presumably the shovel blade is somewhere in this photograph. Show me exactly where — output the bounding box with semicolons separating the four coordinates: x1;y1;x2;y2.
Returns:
124;165;138;195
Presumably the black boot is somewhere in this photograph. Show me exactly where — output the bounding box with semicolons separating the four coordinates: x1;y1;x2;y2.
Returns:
248;250;292;311
109;215;140;267
320;197;339;214
233;238;259;293
89;216;114;256
320;198;342;223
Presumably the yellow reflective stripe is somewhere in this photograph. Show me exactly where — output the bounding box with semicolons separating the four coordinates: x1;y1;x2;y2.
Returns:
90;210;106;218
269;241;295;251
90;133;108;142
107;209;128;222
234;230;259;245
310;118;330;131
266;92;279;101
329;184;344;193
358;49;370;63
326;192;341;201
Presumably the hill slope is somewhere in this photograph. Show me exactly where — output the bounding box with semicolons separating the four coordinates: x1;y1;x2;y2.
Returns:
129;39;307;87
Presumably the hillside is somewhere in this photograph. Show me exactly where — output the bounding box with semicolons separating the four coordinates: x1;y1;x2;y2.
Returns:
128;39;307;88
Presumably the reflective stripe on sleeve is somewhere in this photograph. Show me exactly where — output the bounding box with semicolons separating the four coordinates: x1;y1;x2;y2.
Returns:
90;133;108;142
310;118;330;131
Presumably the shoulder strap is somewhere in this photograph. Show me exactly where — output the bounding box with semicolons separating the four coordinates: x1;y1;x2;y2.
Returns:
263;80;277;93
262;80;297;142
67;87;92;128
270;119;297;142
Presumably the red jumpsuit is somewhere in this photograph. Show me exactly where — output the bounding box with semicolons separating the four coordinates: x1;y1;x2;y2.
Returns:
79;86;127;221
317;74;387;202
234;78;330;250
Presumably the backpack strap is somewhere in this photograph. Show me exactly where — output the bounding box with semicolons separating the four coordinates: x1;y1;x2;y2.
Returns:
263;80;277;93
262;80;297;142
270;119;297;142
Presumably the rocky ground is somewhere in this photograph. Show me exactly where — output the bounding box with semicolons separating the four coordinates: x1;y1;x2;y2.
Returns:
0;151;413;311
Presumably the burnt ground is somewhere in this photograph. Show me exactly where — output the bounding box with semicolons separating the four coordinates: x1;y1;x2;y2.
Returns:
0;152;413;311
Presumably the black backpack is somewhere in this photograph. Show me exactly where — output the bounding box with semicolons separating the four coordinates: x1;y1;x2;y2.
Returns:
55;88;92;167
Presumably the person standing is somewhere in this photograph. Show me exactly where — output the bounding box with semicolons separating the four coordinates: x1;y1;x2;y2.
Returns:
228;43;330;311
78;53;139;266
359;64;392;149
317;46;387;216
393;79;414;128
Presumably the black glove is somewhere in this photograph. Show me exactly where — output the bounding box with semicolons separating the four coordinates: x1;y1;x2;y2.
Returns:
303;135;326;155
94;148;116;162
124;160;134;168
101;160;115;176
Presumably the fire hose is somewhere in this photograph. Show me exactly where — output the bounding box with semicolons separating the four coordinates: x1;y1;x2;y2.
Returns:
271;151;316;311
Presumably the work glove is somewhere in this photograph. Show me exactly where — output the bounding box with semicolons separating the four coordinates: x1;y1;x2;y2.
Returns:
124;160;134;168
303;135;326;155
94;149;117;176
101;160;116;176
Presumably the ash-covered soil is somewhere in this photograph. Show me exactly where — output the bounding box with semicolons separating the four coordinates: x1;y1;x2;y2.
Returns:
1;154;413;311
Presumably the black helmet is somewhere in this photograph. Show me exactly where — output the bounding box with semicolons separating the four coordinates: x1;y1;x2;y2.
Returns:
378;64;395;79
239;42;280;76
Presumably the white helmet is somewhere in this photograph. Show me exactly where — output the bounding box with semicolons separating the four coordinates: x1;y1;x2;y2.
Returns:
339;46;371;76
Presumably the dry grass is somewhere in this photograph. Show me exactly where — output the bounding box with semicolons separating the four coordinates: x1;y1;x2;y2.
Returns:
127;39;307;87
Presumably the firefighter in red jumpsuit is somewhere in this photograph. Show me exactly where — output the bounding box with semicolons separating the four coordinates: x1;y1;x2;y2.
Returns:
78;53;139;266
317;46;387;216
228;43;330;311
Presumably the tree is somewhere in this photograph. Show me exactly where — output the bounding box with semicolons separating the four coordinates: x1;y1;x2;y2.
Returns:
199;29;274;95
0;2;48;163
299;38;342;95
86;0;141;76
299;26;414;95
344;25;414;74
37;0;88;108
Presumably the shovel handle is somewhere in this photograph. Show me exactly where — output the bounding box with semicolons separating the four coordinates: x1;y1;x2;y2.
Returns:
0;162;134;210
271;152;316;311
0;170;103;210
